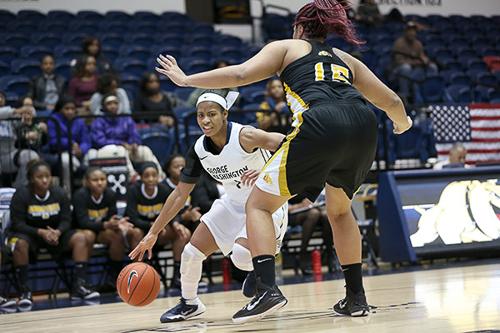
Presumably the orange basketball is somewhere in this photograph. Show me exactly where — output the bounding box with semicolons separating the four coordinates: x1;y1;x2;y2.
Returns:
116;262;161;306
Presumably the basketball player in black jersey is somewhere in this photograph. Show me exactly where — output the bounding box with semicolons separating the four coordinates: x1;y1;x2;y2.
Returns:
155;0;412;323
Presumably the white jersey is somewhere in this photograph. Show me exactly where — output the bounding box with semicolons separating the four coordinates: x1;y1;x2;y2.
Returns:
193;122;272;205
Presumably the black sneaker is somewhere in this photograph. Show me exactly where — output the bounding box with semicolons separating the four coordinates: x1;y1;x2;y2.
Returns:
232;284;288;324
160;297;206;323
71;282;100;300
242;271;257;298
18;291;33;307
333;288;370;317
0;296;16;308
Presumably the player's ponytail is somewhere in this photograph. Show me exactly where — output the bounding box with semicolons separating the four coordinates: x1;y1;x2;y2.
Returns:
294;0;363;45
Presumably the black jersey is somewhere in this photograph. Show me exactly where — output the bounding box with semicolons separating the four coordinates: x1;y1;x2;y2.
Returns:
10;186;71;237
73;187;117;233
125;182;169;230
279;40;364;111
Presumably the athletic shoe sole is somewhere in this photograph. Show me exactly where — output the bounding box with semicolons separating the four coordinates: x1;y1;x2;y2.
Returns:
333;307;370;317
0;299;17;308
160;303;206;323
232;299;288;324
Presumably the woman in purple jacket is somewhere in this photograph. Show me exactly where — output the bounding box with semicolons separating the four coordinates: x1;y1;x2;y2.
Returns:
47;96;90;192
85;93;164;179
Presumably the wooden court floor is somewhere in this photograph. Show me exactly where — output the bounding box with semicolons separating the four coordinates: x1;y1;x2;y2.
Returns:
1;263;499;333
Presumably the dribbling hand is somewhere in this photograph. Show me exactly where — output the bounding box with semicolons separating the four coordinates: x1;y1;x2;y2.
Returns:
129;232;158;261
393;116;413;135
155;55;188;87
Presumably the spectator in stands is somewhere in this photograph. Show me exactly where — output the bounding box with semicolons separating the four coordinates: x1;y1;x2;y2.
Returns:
125;162;191;289
257;78;289;133
72;37;112;75
357;0;383;26
27;54;66;113
188;61;232;106
73;167;143;287
13;97;47;188
191;172;223;215
162;154;202;235
134;72;175;127
0;91;32;186
86;93;165;179
47;96;91;193
90;74;131;115
8;160;99;307
287;196;323;275
68;55;98;110
433;143;469;169
391;22;438;103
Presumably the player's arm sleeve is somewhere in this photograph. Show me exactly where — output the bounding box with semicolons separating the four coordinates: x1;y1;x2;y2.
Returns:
72;190;102;233
10;190;39;237
180;145;203;184
57;192;72;234
124;188;150;230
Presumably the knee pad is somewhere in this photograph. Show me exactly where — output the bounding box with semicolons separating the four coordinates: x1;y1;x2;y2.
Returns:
230;243;253;271
181;243;206;273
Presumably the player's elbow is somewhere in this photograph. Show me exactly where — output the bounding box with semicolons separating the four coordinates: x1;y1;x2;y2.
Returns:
379;91;403;110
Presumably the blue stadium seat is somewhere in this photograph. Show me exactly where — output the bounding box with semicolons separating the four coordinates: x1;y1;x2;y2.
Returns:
101;46;119;62
157;23;187;35
184;47;213;59
5;34;30;48
129;34;157;48
216;47;242;60
190;35;215;47
11;60;41;78
31;33;62;48
99;21;129;34
68;21;99;34
61;33;88;46
449;72;471;86
0;75;30;95
229;110;257;126
418;75;445;103
444;84;472;103
488;89;500;102
54;45;81;59
133;12;160;23
0;61;9;76
104;11;131;21
475;72;497;86
39;21;68;34
0;10;15;22
473;86;494;102
0;47;17;64
131;23;157;35
120;46;151;62
174;88;195;102
467;59;487;70
101;34;125;48
154;46;182;59
191;23;215;35
11;21;38;34
455;48;477;59
173;106;194;120
140;127;175;165
115;58;147;77
185;60;212;74
76;11;104;21
18;10;45;20
156;35;185;47
249;91;266;105
159;77;177;92
478;47;498;57
55;63;71;78
47;10;75;21
20;46;51;60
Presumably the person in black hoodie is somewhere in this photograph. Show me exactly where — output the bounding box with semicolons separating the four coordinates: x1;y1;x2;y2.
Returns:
73;167;143;285
125;162;191;288
8;160;99;308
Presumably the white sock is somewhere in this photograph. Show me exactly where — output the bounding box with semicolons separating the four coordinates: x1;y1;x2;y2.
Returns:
181;243;206;300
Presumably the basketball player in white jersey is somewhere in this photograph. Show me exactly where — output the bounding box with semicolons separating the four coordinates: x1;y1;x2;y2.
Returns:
129;89;288;323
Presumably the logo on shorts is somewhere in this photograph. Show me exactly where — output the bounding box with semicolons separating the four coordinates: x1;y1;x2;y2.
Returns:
127;270;138;294
263;173;272;185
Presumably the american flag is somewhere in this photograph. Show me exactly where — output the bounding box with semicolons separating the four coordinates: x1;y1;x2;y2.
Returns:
430;103;500;164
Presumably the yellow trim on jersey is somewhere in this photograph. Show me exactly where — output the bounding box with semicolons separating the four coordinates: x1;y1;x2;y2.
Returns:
283;82;309;113
314;62;324;81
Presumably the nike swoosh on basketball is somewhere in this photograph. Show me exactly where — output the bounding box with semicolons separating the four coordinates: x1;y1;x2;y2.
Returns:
257;258;272;264
247;292;266;311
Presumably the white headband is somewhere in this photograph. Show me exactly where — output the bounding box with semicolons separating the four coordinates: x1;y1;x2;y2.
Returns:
196;91;239;110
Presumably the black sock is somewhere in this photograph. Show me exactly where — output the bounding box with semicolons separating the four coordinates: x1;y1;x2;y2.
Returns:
173;260;181;278
341;263;363;293
74;262;88;283
15;265;29;291
252;255;276;289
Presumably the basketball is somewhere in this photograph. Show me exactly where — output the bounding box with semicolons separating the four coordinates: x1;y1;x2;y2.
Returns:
116;262;160;306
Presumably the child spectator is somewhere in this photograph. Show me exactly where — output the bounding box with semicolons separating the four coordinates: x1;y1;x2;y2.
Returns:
257;78;289;133
125;162;191;289
27;54;66;113
8;160;99;307
68;55;98;109
134;72;175;127
162;154;202;235
86;93;164;179
47;96;91;192
73;167;143;286
13;97;47;188
90;74;131;115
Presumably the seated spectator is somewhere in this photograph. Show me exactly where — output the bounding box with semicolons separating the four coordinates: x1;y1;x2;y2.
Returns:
288;195;323;275
391;22;438;103
72;37;112;75
47;96;90;192
257;78;289;133
162;154;202;234
27;54;66;113
73;167;142;287
187;61;232;107
191;172;223;215
0;92;32;186
8;160;99;307
68;55;98;110
434;143;470;169
86;93;164;179
134;72;175;127
357;0;383;26
13;97;47;188
90;74;131;115
125;162;191;289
